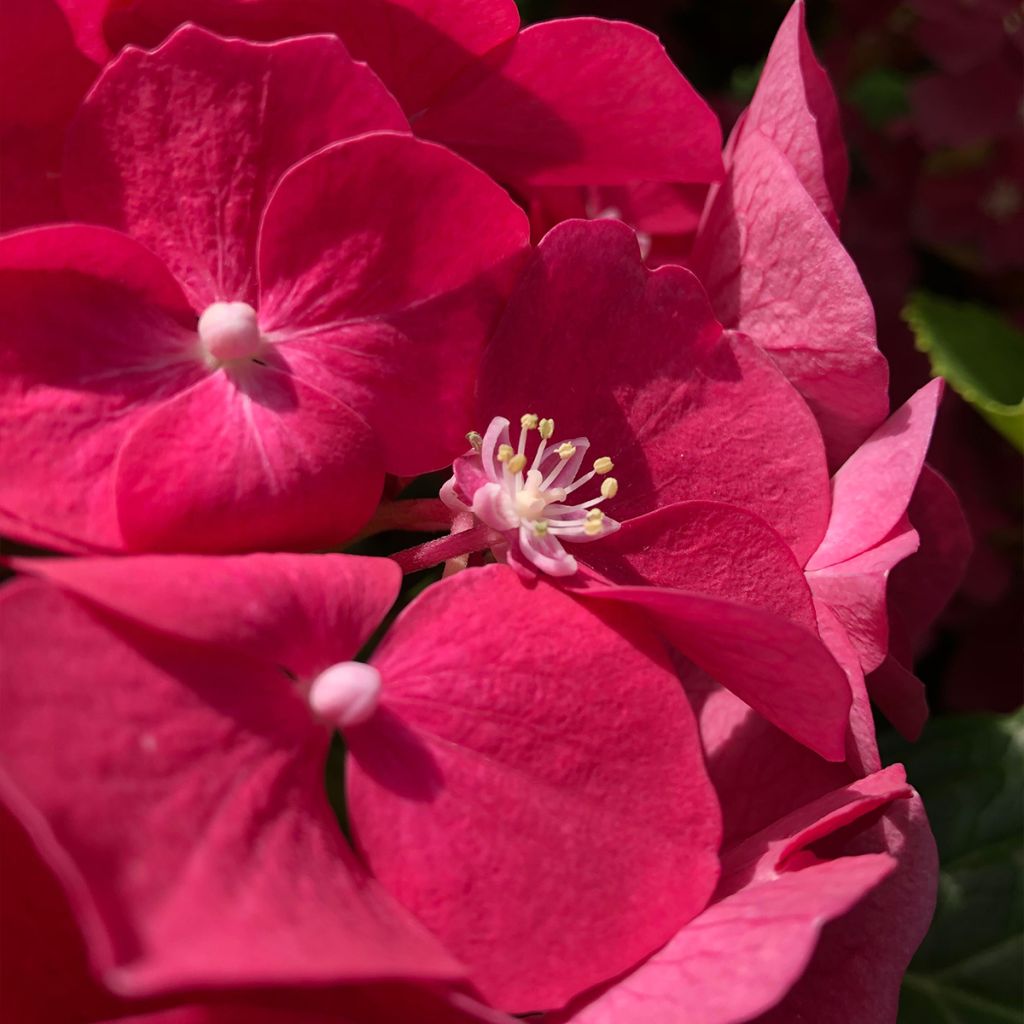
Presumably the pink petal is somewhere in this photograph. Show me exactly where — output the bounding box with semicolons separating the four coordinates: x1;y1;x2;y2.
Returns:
0;572;461;997
0;123;68;231
348;564;720;1011
0;0;94;228
722;764;911;879
477;220;830;563
888;464;972;644
579;584;851;760
754;790;937;1023
807;567;892;675
0;796;121;1024
0;0;96;129
114;364;384;552
555;858;894;1024
685;602;880;849
866;655;930;741
415;19;722;187
0;225;201;551
64;25;407;309
99;0;522;118
692;130;888;466
738;0;847;227
554;770;916;1024
807;379;943;570
258;132;529;476
54;0;110;63
10;551;400;681
108;987;517;1024
579;500;816;629
813;600;881;778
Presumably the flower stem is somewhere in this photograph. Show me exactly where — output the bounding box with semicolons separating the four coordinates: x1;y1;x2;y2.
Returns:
391;524;493;575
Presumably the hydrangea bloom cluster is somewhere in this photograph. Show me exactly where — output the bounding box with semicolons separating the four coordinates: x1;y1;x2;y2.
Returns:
0;2;970;1023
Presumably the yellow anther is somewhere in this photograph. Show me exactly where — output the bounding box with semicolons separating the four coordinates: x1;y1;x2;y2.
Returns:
533;520;549;536
600;477;618;499
520;413;539;430
507;453;527;474
593;457;614;474
556;442;577;460
538;418;555;439
466;430;483;450
497;444;515;463
584;517;604;536
585;508;604;522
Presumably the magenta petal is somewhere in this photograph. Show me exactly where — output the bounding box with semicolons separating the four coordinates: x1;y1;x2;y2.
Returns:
258;132;529;475
888;464;973;644
98;0;521;119
813;600;881;778
64;25;407;309
581;584;851;760
555;770;917;1024
866;655;930;741
738;0;848;227
0;796;122;1024
478;220;830;561
0;576;462;997
807;379;943;571
685;604;879;849
0;225;200;551
755;791;937;1024
557;859;893;1024
415;18;722;187
305;0;521;116
807;567;892;675
692;130;888;466
580;500;816;629
348;564;720;1011
114;366;384;552
10;552;399;680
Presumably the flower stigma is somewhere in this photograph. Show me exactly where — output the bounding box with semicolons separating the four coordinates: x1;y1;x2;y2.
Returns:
444;413;622;577
197;301;265;365
308;662;382;729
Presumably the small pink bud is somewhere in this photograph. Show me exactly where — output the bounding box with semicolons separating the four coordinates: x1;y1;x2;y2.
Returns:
198;301;263;362
308;662;382;729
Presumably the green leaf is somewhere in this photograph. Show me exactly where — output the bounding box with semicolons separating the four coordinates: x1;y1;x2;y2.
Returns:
882;712;1024;1022
847;68;910;129
903;293;1024;452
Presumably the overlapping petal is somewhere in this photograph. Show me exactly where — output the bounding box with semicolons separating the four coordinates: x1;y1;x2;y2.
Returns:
0;555;460;996
691;130;889;466
477;219;831;561
258;131;530;473
735;0;848;228
63;25;408;308
415;19;722;186
348;564;721;1011
550;768;933;1024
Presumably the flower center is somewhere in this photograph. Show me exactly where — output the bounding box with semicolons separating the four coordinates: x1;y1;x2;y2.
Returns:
198;301;264;363
308;662;382;729
447;413;621;577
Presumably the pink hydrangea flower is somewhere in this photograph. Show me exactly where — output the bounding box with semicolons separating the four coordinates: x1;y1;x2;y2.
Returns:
0;26;528;552
0;552;719;1014
0;552;936;1021
418;218;854;760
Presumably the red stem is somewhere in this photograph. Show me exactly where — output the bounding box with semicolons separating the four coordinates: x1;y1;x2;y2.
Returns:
391;524;493;574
